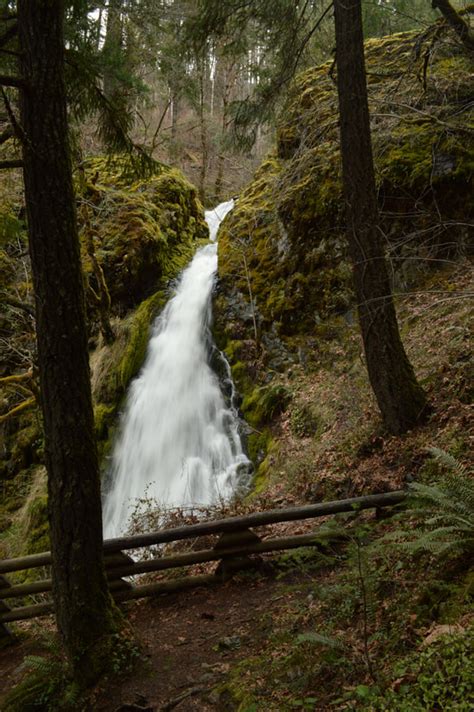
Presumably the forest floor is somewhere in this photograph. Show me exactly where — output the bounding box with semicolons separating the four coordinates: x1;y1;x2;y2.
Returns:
0;259;472;711
1;565;318;711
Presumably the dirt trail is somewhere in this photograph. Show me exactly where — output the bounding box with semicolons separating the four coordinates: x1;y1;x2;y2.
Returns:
0;567;305;712
93;572;286;711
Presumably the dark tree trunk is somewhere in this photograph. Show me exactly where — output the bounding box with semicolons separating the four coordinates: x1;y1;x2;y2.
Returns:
214;59;233;201
333;0;427;435
17;0;117;686
198;68;208;203
102;0;123;100
170;88;179;141
432;0;474;51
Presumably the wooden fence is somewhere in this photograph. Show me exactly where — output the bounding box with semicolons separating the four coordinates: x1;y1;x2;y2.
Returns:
0;490;405;637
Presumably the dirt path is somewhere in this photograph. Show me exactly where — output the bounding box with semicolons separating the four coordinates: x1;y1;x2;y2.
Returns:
92;571;288;711
0;566;306;712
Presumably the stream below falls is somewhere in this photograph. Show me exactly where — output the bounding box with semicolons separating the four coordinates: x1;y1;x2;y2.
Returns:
102;200;251;538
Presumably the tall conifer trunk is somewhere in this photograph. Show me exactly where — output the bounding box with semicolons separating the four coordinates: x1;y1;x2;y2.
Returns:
333;0;427;434
17;0;117;686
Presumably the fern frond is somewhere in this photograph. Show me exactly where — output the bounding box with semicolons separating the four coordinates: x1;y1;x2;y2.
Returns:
381;451;474;562
296;631;345;649
427;447;467;477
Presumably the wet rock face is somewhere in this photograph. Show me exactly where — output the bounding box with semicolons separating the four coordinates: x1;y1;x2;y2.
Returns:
0;159;210;554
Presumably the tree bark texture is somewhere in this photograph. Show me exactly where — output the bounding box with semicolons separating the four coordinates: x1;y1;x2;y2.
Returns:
333;0;427;434
17;0;117;686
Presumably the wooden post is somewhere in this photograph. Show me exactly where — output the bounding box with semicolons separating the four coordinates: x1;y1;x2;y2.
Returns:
0;574;15;647
214;528;262;580
104;551;135;593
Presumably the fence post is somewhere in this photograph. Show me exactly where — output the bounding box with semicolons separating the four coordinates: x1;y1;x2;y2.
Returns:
214;528;262;580
105;551;136;594
0;574;16;647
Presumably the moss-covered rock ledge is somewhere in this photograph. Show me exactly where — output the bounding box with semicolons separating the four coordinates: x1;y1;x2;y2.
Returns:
214;24;474;486
83;158;209;462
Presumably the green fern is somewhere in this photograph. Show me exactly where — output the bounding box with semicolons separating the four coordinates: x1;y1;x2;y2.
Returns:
296;631;345;649
2;635;74;712
427;447;467;478
385;448;473;559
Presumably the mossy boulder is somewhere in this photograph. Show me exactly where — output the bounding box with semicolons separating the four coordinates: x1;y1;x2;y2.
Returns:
80;158;209;314
216;26;473;353
91;289;169;460
215;25;473;486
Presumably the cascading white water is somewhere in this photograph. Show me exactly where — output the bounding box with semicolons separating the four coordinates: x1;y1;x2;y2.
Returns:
103;200;250;538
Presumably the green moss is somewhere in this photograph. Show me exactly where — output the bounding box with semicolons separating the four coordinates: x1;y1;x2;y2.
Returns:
10;422;42;471
10;468;51;559
0;209;24;247
251;436;276;494
24;495;49;555
92;289;168;461
366;629;474;710
290;403;321;438
80;160;209;473
118;291;166;388
1;156;208;555
216;28;473;352
242;384;291;428
80;159;208;315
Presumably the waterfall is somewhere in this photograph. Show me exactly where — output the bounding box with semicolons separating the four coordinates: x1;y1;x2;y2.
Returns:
103;200;250;538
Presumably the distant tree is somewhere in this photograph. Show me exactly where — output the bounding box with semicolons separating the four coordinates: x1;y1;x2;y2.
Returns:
431;0;474;51
16;0;118;686
362;0;437;36
333;0;428;434
186;0;335;151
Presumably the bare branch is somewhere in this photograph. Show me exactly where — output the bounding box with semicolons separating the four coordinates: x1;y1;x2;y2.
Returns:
0;370;33;386
2;296;35;317
0;126;13;145
1;87;25;142
0;159;23;169
0;397;36;424
0;74;24;89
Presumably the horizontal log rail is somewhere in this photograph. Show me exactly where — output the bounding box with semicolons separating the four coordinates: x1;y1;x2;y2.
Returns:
0;532;347;601
0;491;405;575
0;490;406;628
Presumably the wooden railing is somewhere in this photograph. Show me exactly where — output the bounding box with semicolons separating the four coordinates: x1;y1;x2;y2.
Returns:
0;490;405;638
